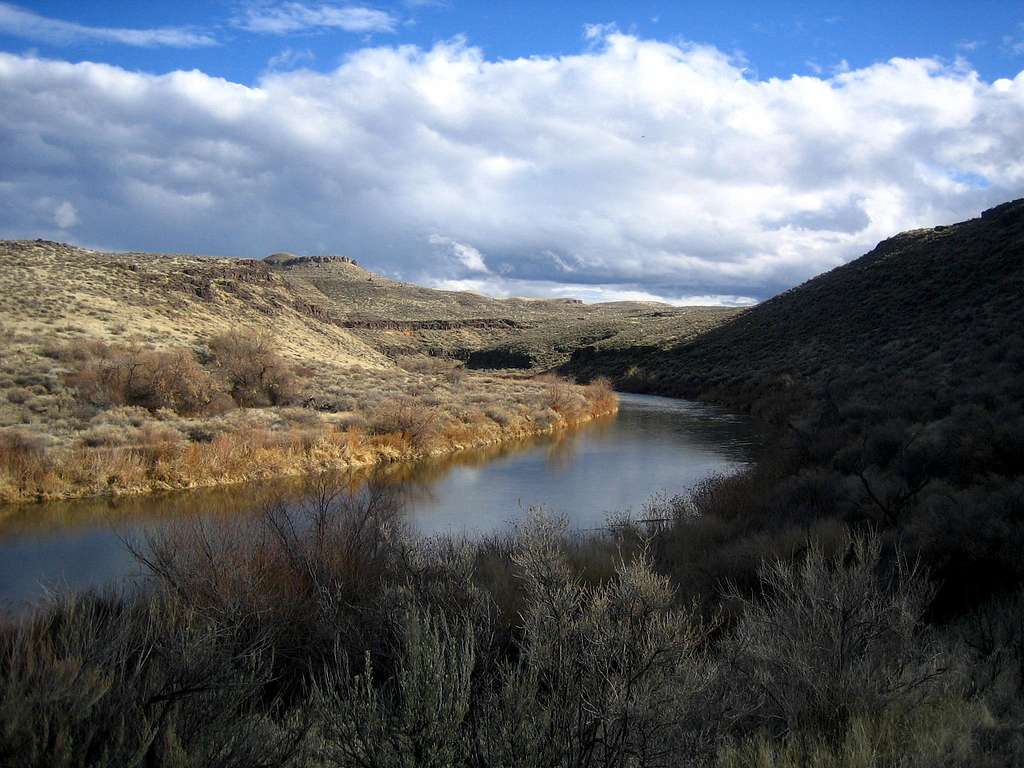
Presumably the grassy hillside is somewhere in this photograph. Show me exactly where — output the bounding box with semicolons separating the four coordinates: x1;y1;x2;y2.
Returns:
571;199;1024;415
0;240;627;504
572;200;1024;614
270;254;737;368
0;241;391;369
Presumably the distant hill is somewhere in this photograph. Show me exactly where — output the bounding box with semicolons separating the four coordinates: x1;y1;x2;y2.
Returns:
0;240;736;374
262;252;736;369
571;199;1024;417
0;240;390;370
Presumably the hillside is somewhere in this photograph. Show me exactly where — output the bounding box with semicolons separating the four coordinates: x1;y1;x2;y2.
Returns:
266;254;737;368
570;199;1024;416
0;240;642;504
569;199;1024;621
0;240;390;370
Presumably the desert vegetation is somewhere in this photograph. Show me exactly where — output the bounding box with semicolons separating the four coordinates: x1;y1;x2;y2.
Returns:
546;199;1024;763
1;483;1021;767
0;238;722;505
0;325;616;504
2;200;1023;765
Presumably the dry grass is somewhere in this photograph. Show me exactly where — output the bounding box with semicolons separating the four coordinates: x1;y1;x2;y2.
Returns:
0;339;617;504
0;240;625;505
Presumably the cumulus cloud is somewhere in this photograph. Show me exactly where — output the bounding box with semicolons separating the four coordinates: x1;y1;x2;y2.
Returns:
54;201;78;229
237;2;397;34
429;234;490;272
0;31;1022;303
0;2;216;47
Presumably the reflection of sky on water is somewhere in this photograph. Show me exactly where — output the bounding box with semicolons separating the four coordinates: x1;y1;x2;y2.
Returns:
0;393;758;607
405;394;757;535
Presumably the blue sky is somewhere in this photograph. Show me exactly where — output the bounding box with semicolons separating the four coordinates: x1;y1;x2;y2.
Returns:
2;1;1022;82
0;1;1022;303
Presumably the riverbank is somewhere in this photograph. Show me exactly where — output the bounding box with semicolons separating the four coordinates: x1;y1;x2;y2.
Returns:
0;359;617;505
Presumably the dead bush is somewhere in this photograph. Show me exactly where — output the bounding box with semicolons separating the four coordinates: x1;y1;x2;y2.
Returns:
584;375;618;412
134;480;408;699
207;330;297;407
66;343;217;415
0;429;51;490
368;400;439;449
539;373;583;417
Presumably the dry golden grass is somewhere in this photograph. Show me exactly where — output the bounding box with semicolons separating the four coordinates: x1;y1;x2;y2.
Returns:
0;372;616;504
0;240;631;505
0;240;388;369
0;328;617;504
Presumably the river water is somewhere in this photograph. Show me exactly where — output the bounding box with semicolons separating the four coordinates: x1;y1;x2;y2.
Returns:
0;393;757;609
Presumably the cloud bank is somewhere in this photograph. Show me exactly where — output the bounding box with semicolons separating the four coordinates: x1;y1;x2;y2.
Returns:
0;2;216;48
0;31;1022;303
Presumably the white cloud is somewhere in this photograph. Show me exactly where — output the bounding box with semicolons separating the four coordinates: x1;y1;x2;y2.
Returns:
54;201;78;229
0;2;216;47
238;3;397;34
427;276;757;307
0;31;1022;303
267;47;315;70
429;234;489;272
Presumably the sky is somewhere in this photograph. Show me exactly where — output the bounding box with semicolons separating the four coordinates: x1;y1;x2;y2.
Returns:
0;1;1022;304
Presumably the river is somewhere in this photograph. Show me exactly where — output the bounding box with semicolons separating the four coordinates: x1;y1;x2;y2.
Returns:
0;393;757;609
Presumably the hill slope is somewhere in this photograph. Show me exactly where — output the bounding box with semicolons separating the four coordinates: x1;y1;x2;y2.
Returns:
569;199;1024;619
0;240;736;375
0;240;390;370
267;255;737;369
571;199;1024;416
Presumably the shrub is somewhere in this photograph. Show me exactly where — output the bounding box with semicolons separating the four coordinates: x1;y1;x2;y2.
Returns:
539;373;582;416
5;387;30;405
722;531;944;740
79;423;131;448
444;365;466;386
583;375;618;413
315;606;476;768
65;343;216;415
207;330;297;407
0;592;310;768
134;481;409;699
368;400;439;449
0;429;51;492
474;512;717;766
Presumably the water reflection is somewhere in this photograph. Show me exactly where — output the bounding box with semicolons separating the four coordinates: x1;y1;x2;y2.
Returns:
0;394;758;607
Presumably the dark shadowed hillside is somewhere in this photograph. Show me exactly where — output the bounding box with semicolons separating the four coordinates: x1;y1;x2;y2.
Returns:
571;199;1024;420
573;201;1024;626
